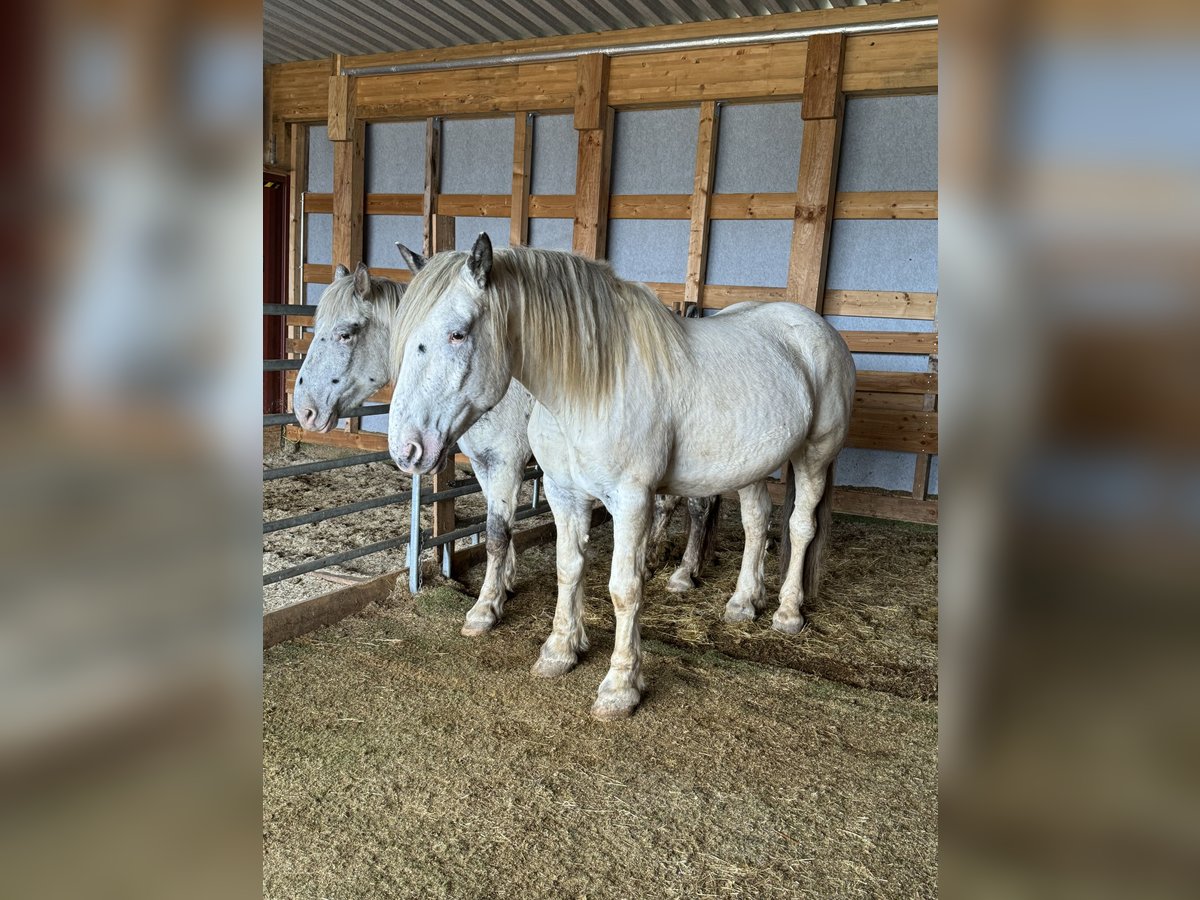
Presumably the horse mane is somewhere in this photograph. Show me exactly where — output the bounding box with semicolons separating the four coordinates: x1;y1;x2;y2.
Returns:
391;247;687;410
314;272;406;325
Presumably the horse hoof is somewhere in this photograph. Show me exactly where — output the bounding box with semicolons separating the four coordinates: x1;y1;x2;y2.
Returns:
531;653;577;679
460;606;498;637
591;689;640;721
723;601;757;624
771;610;806;635
666;571;695;593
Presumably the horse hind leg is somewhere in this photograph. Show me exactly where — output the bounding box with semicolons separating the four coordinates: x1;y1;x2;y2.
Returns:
723;481;771;623
667;496;719;592
645;494;681;576
772;459;835;635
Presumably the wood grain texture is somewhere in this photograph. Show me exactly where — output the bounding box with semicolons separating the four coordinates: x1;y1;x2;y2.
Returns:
327;74;354;140
528;195;576;218
304;193;332;213
841;331;938;354
432;213;456;253
510;112;533;246
423;117;442;257
854;370;938;394
847;407;938;453
835;191;937;219
608;194;691;219
365;194;423;215
288;124;308;311
833;488;937;525
823;289;937;318
284;424;388;451
685;100;720;308
574;54;610;130
801;33;845;120
572;109;614;259
785;115;843;310
331;121;365;269
437;194;512;216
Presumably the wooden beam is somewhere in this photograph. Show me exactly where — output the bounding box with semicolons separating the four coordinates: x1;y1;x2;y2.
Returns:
855;370;938;395
284;424;388;451
609;194;691;219
288;124;308;312
835;191;937;219
572;54;613;259
437;194;511;217
684;100;720;311
510;113;534;246
833;489;937;525
847;407;938;454
432;213;455;254
528;195;575;218
365;194;423;215
574;53;610;130
786;32;845;311
327;74;355;141
422;117;442;257
823;289;938;319
841;331;937;354
331;120;365;270
264;569;400;649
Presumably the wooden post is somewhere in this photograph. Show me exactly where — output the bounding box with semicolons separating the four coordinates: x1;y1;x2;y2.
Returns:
684;100;720;312
430;214;457;572
786;33;846;312
510;112;534;247
911;353;938;500
287;123;308;315
572;54;613;259
329;56;364;430
422;117;442;257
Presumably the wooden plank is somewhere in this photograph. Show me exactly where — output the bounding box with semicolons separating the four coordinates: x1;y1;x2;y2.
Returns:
432;458;456;573
841;331;937;354
847;407;938;454
331;121;365;269
285;424;389;451
365;194;423;215
327;73;354;141
353;61;577;119
572;106;614;259
710;192;793;219
802;33;845;120
288;125;308;311
574;53;610;130
911;452;932;500
422;117;441;257
854;391;929;411
835;191;937;219
304;193;332;213
609;41;807;107
432;213;455;253
685;100;720;309
264;569;400;649
269;58;334;121
303;263;412;285
701;284;788;308
842;29;938;95
528;195;575;218
855;370;938;394
510;112;534;246
824;289;937;319
644;282;686;305
608;194;690;219
787;33;845;311
833;488;937;525
437;194;511;217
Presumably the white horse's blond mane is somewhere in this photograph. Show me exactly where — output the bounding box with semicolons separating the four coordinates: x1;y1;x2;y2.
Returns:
315;273;406;325
391;247;687;410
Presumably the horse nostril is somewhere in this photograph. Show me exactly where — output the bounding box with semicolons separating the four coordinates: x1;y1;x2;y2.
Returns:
297;407;317;427
405;441;423;466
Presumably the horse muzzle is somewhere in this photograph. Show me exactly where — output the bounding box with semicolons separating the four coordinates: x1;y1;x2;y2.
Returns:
390;427;447;475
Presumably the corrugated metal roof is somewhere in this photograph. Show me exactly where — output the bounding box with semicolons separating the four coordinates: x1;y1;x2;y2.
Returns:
265;0;901;65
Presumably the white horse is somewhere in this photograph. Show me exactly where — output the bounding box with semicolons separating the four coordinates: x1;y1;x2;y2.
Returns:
387;235;856;719
292;255;720;636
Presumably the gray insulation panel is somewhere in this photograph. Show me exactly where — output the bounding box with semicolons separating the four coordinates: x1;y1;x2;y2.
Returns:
441;117;515;194
531;114;577;195
611;107;698;195
305;213;332;264
838;95;938;192
455;216;511;251
826;220;938;294
835;448;918;493
528;218;574;252
364;215;425;269
607;219;689;283
306;127;333;193
705;220;793;287
712;102;803;193
365;123;425;193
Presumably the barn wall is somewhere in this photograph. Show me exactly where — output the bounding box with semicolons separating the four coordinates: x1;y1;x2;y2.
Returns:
272;4;939;521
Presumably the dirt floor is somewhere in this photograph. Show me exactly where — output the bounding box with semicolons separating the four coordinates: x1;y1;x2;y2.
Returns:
263;448;938;898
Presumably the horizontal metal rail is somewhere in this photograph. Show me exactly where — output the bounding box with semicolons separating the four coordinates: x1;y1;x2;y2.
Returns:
263;304;318;316
265;358;304;371
423;500;552;550
344;16;938;77
264;403;390;428
263;451;392;481
263;532;411;586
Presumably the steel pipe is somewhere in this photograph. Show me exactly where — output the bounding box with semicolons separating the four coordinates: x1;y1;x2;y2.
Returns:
263;451;392;481
343;16;937;77
263;304;319;317
264;403;390;428
263;532;410;585
265;358;304;371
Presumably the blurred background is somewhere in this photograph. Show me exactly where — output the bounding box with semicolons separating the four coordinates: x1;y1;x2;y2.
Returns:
0;0;1196;896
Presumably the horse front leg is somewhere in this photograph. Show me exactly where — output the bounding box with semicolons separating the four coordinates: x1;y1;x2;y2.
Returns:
593;489;653;720
531;479;594;678
462;458;522;637
723;481;771;623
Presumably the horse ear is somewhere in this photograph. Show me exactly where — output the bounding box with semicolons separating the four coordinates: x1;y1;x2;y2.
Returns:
334;263;350;279
466;232;492;290
395;243;427;273
353;262;371;297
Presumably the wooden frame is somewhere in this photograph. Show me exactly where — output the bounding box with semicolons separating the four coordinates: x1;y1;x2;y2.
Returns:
270;1;939;525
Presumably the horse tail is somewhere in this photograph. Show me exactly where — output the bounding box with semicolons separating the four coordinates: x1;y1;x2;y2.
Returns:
693;495;723;573
779;463;797;584
802;462;836;601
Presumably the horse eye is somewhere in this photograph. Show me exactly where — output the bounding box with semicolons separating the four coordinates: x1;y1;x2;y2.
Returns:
449;331;466;344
